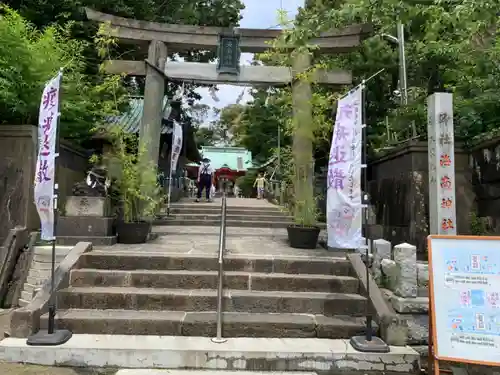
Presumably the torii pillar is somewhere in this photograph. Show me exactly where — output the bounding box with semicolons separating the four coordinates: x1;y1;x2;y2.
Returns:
292;50;315;212
139;40;167;173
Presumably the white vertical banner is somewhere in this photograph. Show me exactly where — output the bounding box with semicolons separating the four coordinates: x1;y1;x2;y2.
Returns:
427;93;456;235
327;87;363;249
34;71;62;240
170;121;183;172
167;121;183;212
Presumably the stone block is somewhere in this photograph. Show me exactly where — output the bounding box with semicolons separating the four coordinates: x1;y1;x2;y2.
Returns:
58;216;114;237
65;196;111;217
390;294;429;314
406;314;429;345
379;314;410;347
417;262;429;287
393;243;417;298
381;258;398;291
372;239;392;284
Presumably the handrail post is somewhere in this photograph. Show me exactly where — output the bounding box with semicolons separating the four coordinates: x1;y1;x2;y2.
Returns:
212;192;227;343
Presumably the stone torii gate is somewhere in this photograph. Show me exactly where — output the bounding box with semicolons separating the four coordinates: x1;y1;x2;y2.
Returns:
86;8;371;193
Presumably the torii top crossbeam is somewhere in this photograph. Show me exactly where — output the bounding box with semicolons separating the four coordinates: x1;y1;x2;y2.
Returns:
85;8;371;53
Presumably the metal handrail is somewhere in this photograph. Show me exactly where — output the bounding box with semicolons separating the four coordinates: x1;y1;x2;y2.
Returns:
212;193;227;343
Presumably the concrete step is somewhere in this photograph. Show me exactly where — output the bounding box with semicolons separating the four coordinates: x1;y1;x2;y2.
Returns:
170;203;282;213
21;290;36;301
114;371;318;375
169;208;286;216
115;371;318;375
56;235;117;246
32;254;67;263
33;245;73;252
26;274;50;286
57;287;367;316
69;269;359;293
32;245;73;256
158;214;292;222
22;282;43;296
29;260;64;271
26;268;50;284
42;309;375;338
76;253;353;275
0;334;420;373
154;219;292;228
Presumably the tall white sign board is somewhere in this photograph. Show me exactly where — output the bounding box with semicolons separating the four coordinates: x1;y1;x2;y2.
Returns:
427;93;457;235
429;235;500;366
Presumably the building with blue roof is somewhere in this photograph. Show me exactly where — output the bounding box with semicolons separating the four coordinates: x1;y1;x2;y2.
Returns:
186;146;253;187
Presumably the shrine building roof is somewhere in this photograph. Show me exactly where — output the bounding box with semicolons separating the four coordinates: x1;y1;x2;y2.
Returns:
187;146;253;171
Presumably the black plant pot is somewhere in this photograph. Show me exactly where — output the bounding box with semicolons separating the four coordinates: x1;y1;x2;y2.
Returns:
116;221;151;244
287;225;321;249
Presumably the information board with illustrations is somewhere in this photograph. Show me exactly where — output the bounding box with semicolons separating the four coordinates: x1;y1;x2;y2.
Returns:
428;235;500;368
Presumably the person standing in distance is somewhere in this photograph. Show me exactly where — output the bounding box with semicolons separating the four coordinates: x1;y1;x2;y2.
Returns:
196;157;214;202
253;173;266;200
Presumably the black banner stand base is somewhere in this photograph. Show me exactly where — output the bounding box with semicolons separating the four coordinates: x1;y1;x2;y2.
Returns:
350;335;390;353
27;329;72;346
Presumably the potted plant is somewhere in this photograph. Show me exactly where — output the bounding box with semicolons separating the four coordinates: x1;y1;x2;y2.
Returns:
98;125;161;244
286;160;321;249
287;193;321;249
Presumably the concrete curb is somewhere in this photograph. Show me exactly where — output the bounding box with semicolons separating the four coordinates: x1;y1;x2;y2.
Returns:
0;334;421;374
9;242;92;338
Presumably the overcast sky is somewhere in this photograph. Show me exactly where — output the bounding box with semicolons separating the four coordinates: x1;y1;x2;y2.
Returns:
195;0;305;124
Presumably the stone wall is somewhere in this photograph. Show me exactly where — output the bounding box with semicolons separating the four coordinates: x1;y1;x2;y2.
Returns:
0;125;88;243
470;135;500;233
368;140;474;255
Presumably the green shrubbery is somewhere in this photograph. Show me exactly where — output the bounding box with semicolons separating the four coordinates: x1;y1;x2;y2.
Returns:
0;5;127;142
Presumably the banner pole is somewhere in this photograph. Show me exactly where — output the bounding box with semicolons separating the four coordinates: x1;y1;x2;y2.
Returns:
27;69;72;346
166;163;173;216
350;78;389;354
361;80;373;342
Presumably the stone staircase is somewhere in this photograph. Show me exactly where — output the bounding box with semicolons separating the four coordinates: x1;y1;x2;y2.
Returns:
18;245;73;307
41;251;374;338
155;200;293;228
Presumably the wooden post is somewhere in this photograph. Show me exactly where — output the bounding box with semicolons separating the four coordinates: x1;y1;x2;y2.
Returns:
140;40;167;174
291;50;314;219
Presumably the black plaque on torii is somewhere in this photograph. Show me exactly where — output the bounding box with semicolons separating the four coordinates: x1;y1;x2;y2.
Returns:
216;30;241;75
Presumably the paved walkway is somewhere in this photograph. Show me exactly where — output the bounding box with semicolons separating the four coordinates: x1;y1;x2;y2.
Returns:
171;197;280;208
95;225;330;258
96;197;330;258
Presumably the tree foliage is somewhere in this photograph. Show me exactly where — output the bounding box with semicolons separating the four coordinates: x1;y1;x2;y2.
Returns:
4;0;245;94
234;0;500;166
230;89;290;164
212;104;245;145
0;6;127;141
1;0;244;142
219;0;500;224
